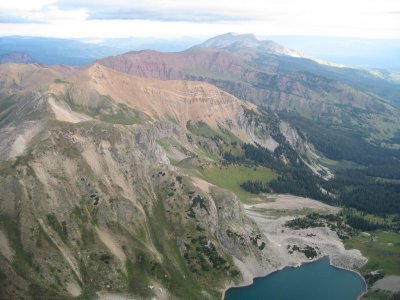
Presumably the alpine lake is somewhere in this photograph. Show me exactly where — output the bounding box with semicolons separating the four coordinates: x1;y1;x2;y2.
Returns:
225;257;366;300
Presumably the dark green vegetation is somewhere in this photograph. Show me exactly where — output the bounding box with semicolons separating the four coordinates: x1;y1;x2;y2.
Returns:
287;244;319;259
282;114;400;166
284;212;353;240
184;235;229;272
240;180;271;194
327;171;400;215
46;213;68;242
342;208;400;232
345;215;388;232
280;114;400;216
224;141;332;202
284;213;340;230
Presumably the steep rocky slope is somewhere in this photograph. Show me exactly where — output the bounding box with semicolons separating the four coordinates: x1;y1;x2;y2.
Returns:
0;63;330;299
0;119;269;299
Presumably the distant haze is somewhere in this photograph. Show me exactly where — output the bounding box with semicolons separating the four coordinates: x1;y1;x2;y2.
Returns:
1;0;399;70
267;36;400;71
1;35;399;71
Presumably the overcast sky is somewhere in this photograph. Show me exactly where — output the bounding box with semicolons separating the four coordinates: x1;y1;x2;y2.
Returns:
0;0;399;40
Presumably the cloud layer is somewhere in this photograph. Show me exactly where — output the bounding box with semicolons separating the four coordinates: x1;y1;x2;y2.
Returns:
0;0;399;39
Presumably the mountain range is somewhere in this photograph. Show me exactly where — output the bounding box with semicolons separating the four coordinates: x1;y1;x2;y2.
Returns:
0;33;399;299
97;33;400;144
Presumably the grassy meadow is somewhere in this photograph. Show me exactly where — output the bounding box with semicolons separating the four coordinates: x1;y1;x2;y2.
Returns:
201;165;276;202
345;231;400;275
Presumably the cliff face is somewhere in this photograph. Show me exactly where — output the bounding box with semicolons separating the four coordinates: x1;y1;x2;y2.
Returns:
0;117;273;299
0;63;323;299
62;63;255;129
97;49;250;82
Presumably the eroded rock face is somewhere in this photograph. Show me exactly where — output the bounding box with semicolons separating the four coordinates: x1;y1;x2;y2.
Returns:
279;121;333;179
0;118;272;299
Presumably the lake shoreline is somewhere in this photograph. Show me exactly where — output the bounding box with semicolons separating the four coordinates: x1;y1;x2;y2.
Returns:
221;194;368;300
221;254;368;300
327;256;368;300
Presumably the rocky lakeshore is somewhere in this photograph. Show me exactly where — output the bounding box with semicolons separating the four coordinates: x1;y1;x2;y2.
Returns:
222;194;368;299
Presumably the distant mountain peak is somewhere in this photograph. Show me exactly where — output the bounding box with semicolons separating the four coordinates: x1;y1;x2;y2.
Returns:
195;32;260;50
0;52;36;64
219;32;258;41
194;32;303;57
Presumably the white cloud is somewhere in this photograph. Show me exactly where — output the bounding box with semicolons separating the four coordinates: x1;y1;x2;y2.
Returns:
0;0;399;39
0;0;57;11
0;1;87;24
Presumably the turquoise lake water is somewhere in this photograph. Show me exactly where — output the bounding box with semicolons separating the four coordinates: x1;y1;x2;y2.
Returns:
225;257;366;300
